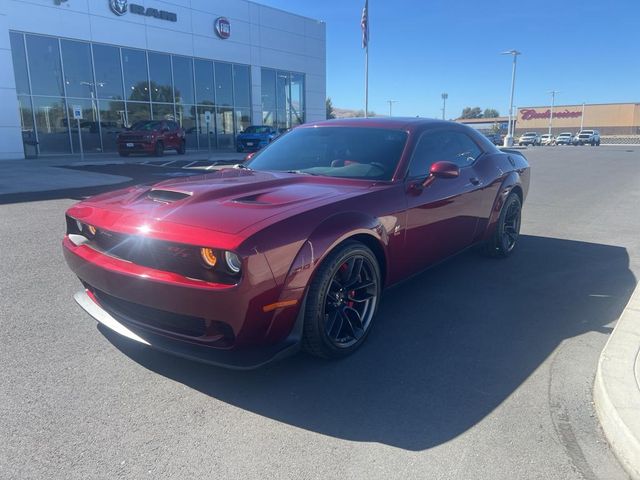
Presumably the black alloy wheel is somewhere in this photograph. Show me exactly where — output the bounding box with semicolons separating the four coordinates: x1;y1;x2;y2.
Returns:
483;192;522;258
303;242;381;359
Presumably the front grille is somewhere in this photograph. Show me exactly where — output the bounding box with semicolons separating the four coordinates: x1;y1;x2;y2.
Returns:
66;216;240;285
92;287;233;345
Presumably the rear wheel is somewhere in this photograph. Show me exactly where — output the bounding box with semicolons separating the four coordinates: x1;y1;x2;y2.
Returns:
302;242;381;359
483;193;522;258
177;140;186;154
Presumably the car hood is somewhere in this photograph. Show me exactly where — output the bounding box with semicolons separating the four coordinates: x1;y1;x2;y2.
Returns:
68;169;374;242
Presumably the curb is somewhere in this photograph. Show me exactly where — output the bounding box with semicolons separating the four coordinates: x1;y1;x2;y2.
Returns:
594;283;640;479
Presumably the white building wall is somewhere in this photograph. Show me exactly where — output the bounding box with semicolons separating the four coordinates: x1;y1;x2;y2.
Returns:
0;1;24;160
1;0;326;159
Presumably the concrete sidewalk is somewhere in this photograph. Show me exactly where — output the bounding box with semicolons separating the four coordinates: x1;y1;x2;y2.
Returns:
0;151;243;196
595;283;640;479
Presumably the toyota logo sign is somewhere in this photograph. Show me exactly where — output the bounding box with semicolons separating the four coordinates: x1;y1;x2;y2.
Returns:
215;17;231;39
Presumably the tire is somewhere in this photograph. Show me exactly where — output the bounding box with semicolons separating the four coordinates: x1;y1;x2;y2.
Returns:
596;140;600;146
154;141;164;157
482;193;522;258
177;140;186;155
118;151;129;157
302;242;381;359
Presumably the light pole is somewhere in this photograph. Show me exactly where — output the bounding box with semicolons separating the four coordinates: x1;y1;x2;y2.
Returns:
580;102;585;131
548;90;559;138
387;100;398;117
501;50;521;147
441;93;448;120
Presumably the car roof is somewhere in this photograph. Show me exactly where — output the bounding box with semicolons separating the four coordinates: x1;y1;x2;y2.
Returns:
301;117;454;131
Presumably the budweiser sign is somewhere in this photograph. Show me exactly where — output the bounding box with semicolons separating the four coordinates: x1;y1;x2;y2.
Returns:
520;108;582;120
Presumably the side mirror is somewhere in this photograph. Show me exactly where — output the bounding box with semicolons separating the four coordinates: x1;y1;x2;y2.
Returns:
429;161;460;179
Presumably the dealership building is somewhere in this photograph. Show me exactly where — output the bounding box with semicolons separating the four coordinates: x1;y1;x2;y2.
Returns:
458;103;640;139
0;0;326;160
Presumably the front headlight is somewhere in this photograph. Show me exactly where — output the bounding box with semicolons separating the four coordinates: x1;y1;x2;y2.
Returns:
224;251;242;273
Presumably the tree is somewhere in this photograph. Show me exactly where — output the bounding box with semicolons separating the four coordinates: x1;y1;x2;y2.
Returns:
326;97;336;119
461;107;482;119
483;108;500;118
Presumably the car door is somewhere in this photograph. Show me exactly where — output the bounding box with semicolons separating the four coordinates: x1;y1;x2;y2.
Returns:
402;128;488;275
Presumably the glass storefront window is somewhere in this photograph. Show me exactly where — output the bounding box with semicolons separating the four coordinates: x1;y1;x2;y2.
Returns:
194;59;215;106
61;40;94;99
126;102;151;126
92;44;124;100
176;104;197;150
217;106;234;148
26;34;64;96
17;95;35;139
10;32;30;95
172;56;194;104
233;65;251;108
215;62;233;107
290;73;305;126
196;106;215;149
122;48;149;102
148;52;173;103
261;69;276;126
32;96;69;153
152;103;175;121
67;98;102;153
98;100;126;152
235;108;251;134
10;31;260;156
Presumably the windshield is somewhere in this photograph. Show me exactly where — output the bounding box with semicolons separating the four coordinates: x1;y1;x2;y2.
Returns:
130;121;162;131
523;132;536;136
559;133;571;137
243;126;272;134
246;127;408;180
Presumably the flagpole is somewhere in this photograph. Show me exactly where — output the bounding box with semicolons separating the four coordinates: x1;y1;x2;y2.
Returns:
365;44;369;118
362;0;369;118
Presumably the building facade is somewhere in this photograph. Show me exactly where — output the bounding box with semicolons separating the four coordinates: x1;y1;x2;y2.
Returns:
0;0;326;159
515;103;640;136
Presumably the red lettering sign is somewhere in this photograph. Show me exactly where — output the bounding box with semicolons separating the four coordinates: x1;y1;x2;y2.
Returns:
520;108;582;121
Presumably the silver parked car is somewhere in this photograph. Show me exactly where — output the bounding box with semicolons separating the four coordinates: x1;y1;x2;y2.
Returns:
556;132;574;145
518;131;541;146
573;130;601;146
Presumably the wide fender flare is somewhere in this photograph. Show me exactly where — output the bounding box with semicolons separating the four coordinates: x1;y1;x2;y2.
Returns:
483;171;523;240
281;211;388;293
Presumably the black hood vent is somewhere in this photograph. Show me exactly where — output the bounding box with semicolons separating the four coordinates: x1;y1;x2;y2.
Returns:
147;189;191;203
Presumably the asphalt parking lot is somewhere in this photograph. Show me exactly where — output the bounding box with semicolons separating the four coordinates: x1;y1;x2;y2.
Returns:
1;146;639;479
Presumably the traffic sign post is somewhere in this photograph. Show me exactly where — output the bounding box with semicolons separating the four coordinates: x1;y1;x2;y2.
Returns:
72;105;84;161
204;111;212;156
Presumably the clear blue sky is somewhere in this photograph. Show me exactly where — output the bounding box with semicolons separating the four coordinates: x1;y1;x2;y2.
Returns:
258;0;639;118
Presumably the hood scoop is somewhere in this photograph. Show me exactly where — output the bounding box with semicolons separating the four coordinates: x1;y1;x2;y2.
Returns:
146;189;191;204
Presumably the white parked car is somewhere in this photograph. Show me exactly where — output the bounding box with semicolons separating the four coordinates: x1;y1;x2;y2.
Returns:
556;132;574;145
574;130;601;146
540;134;555;146
518;132;541;146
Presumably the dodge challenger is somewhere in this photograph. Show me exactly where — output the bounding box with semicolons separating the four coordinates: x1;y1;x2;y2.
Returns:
63;118;530;369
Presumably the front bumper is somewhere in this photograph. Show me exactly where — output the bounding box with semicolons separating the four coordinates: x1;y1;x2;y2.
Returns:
74;289;303;369
117;141;154;153
63;235;305;367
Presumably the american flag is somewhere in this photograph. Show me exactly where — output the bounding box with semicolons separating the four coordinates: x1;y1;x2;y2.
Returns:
361;0;369;49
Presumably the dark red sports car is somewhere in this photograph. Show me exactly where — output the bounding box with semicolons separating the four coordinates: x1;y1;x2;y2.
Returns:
63;118;529;368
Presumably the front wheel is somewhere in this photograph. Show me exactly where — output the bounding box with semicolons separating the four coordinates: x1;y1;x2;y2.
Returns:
302;242;381;359
154;141;164;157
482;193;522;258
177;140;186;154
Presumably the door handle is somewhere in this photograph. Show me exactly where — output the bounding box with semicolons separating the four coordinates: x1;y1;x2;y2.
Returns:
470;177;481;186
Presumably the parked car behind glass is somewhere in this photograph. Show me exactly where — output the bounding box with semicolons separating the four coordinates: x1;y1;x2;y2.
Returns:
117;120;186;157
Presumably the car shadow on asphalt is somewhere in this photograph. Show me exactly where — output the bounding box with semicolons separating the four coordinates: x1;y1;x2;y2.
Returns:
101;234;637;451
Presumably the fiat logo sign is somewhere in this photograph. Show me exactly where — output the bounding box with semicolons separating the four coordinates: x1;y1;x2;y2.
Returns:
215;17;231;39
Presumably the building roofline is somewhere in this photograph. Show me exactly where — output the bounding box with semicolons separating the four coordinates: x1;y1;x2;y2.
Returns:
247;1;325;24
518;102;640;109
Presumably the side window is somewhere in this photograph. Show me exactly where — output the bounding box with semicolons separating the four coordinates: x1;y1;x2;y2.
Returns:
168;121;179;131
408;130;483;178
